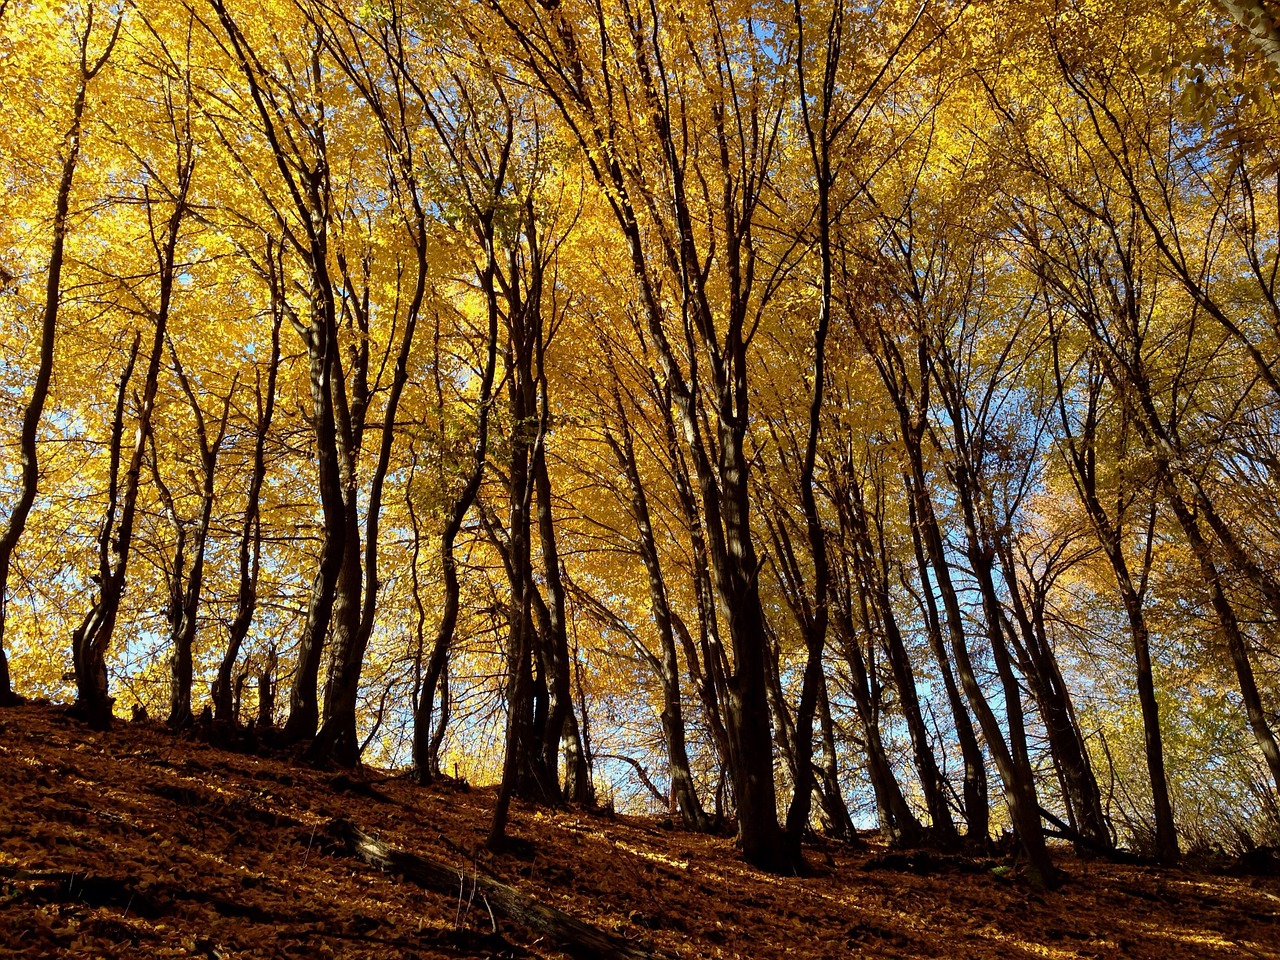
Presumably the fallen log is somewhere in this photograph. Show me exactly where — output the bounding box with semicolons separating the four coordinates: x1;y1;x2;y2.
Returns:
1037;806;1148;865
327;818;670;960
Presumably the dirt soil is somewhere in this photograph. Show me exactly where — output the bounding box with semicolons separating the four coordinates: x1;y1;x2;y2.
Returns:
0;703;1276;959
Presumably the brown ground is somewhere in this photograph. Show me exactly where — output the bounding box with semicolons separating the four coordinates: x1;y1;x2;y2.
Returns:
0;703;1276;959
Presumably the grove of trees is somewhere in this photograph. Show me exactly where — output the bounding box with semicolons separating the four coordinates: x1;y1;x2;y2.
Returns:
3;0;1279;885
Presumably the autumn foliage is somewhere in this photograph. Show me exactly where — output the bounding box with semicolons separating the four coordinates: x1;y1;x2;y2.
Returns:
2;0;1280;886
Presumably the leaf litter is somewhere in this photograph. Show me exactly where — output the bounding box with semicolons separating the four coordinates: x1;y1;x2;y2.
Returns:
0;704;1276;959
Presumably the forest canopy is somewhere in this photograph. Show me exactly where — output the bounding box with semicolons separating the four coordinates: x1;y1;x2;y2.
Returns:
2;0;1280;883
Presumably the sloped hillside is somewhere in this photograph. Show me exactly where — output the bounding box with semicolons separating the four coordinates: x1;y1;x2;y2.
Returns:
0;704;1276;959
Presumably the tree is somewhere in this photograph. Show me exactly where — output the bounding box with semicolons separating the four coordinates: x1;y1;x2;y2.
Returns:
0;3;120;708
207;0;348;745
212;250;282;724
151;341;235;729
489;0;796;872
70;22;196;727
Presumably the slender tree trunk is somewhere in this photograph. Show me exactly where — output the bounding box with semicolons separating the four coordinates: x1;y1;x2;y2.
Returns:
314;266;426;765
488;598;535;849
1050;334;1177;860
562;707;593;806
213;290;281;723
73;137;192;729
0;645;11;709
281;309;347;743
908;436;1053;882
152;451;191;728
814;675;856;841
70;337;139;728
159;350;233;730
661;399;731;767
1118;356;1280;802
428;663;450;775
1116;552;1178;860
414;240;500;780
762;624;797;789
953;465;1041;818
705;396;790;870
831;582;922;846
783;0;845;860
605;378;709;829
0;14;119;707
904;472;988;843
313;494;362;756
999;539;1111;851
844;469;957;845
257;645;276;728
532;438;571;796
1166;485;1280;797
1091;339;1242;850
489;306;542;846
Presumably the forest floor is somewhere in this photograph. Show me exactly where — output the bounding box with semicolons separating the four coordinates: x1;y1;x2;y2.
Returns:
0;703;1277;960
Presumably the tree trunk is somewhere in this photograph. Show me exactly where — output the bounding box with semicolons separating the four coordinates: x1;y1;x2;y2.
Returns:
73;133;191;729
845;468;958;845
1050;327;1178;862
908;432;1053;881
814;675;857;841
1166;484;1280;798
280;311;348;743
562;708;594;807
904;473;988;843
315;236;428;766
213;290;281;723
159;349;233;731
532;439;571;797
70;337;138;729
605;381;708;829
1117;554;1178;861
999;537;1111;852
709;397;790;870
0;14;119;707
257;645;277;728
831;584;923;846
151;449;190;728
414;247;499;780
489;305;543;846
1118;355;1280;803
661;398;731;769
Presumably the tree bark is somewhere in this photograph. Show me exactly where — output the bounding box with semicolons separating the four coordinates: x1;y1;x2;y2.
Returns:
70;336;139;728
1166;484;1280;798
829;562;923;846
489;235;546;844
531;422;571;796
814;674;857;841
